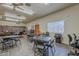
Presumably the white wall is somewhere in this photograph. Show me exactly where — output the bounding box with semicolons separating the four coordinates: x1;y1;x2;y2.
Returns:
26;4;79;44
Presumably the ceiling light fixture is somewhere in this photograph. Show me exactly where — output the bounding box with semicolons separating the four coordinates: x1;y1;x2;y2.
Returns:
6;17;22;22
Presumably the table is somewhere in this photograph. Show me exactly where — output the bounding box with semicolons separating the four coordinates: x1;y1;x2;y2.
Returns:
0;35;21;50
33;36;51;43
33;36;54;56
0;35;21;39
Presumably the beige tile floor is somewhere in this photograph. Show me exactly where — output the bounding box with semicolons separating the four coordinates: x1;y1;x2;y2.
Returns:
0;36;69;56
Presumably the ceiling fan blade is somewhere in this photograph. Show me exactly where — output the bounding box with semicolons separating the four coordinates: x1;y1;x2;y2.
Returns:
17;7;24;10
12;3;24;6
25;3;31;7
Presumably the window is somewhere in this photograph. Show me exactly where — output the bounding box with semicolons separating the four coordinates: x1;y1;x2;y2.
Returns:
48;20;64;33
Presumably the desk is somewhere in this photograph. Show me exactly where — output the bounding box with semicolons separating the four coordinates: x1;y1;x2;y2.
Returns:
0;35;21;39
33;36;51;43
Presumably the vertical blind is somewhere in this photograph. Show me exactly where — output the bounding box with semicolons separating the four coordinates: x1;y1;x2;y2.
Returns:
48;20;64;33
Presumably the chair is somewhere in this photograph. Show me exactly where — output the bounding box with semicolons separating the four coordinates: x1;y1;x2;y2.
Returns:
3;38;14;50
67;34;76;56
33;40;44;56
73;33;79;48
67;34;73;45
43;40;55;56
73;33;77;40
0;38;10;51
12;38;21;46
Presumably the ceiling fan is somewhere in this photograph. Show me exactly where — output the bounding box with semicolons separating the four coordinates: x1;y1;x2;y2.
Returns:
13;3;31;11
2;3;31;11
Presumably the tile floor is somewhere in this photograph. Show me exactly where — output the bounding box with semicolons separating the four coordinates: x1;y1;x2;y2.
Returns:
0;36;69;56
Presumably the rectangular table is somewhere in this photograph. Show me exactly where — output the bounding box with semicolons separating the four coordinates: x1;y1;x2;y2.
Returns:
33;36;51;43
0;35;21;39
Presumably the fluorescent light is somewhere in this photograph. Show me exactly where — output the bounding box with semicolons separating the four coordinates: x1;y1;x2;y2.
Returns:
6;17;22;22
5;12;26;20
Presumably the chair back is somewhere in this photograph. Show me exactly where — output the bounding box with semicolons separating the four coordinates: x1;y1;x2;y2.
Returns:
67;34;73;45
73;33;77;39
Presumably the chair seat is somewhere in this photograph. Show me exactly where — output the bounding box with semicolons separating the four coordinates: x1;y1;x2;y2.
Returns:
71;43;76;47
36;45;44;49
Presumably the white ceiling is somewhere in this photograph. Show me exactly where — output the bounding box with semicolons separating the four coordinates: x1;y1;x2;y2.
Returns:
0;3;75;23
27;3;75;20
